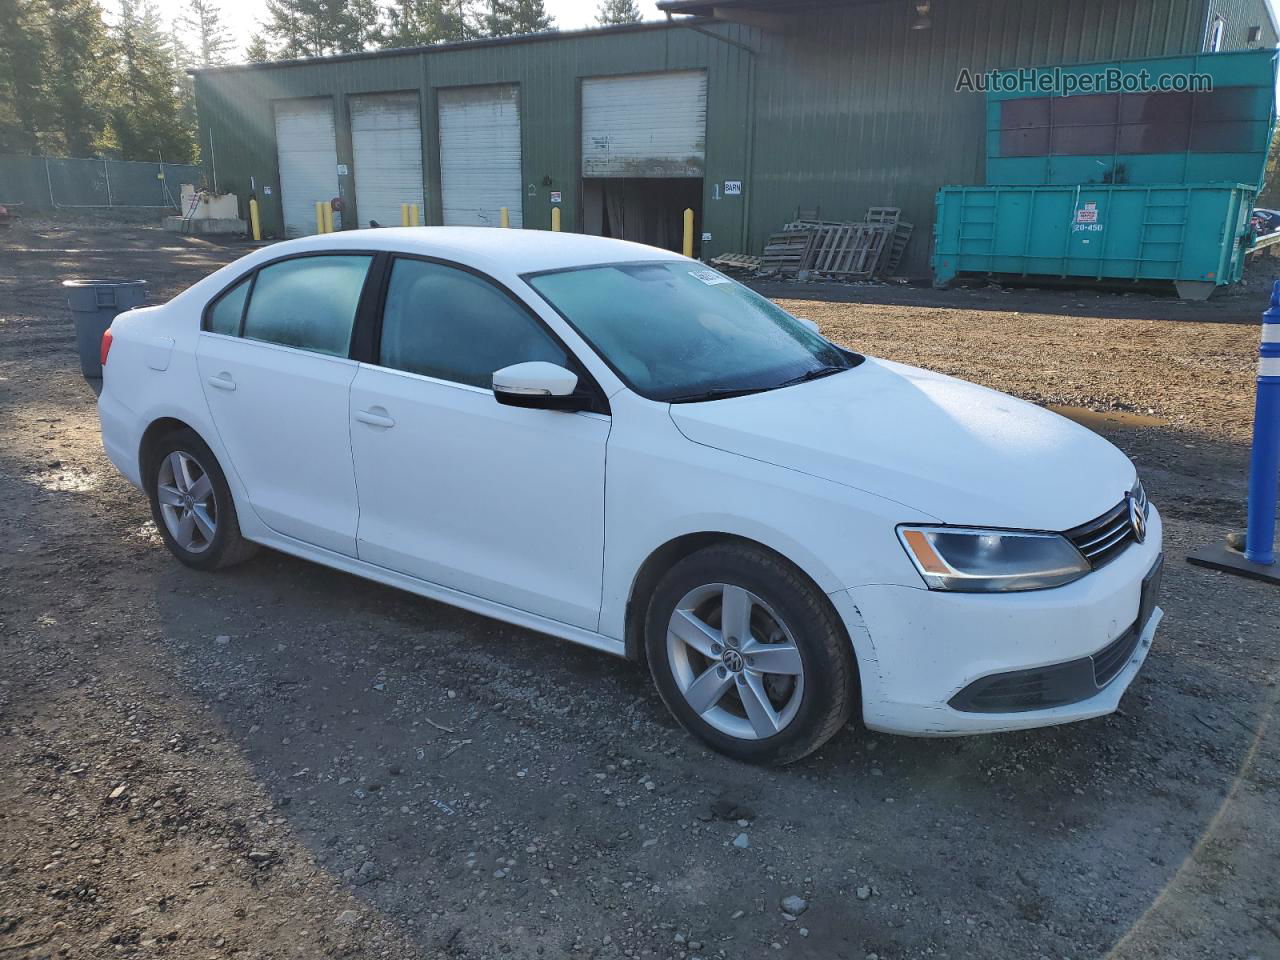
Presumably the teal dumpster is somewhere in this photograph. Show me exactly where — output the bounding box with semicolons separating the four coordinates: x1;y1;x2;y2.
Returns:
931;182;1254;299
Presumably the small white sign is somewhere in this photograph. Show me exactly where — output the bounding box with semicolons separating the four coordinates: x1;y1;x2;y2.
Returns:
1075;202;1098;223
689;269;730;286
263;185;273;195
550;191;562;203
337;163;349;176
724;180;742;196
701;232;712;242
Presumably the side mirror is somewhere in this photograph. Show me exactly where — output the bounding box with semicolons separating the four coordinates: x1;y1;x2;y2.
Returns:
794;316;820;334
493;361;585;411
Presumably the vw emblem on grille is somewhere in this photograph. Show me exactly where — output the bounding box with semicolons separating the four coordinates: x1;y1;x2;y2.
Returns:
722;648;745;673
1127;494;1147;544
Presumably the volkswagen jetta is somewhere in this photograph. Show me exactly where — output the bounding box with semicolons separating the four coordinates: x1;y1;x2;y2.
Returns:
97;229;1163;764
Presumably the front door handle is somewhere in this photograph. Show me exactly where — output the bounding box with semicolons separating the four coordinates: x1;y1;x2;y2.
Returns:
355;407;395;429
207;372;236;391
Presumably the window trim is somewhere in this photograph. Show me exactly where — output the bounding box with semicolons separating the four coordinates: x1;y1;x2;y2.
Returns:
200;250;384;360
361;252;610;414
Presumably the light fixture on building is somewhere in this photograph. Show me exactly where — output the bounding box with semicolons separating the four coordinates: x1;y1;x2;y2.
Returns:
911;0;932;30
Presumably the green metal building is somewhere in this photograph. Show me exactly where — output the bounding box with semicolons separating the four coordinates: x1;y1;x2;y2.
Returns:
191;0;1277;275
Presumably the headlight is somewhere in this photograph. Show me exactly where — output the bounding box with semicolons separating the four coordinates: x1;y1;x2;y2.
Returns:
897;526;1089;592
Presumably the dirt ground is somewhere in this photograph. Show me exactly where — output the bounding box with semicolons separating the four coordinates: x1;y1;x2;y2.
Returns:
1;219;1279;960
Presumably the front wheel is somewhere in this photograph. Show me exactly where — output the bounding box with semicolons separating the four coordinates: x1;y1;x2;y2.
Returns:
644;543;857;765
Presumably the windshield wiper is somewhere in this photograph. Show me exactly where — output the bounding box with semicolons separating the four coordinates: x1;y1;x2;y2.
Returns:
665;385;774;404
775;364;849;388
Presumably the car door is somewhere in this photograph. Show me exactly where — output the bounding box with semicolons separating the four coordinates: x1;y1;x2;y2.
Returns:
196;253;374;556
349;256;610;629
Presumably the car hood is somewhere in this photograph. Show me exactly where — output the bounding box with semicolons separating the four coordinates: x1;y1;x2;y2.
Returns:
668;357;1135;530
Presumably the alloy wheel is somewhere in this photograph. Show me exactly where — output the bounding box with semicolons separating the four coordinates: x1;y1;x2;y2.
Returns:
666;583;805;740
155;450;217;553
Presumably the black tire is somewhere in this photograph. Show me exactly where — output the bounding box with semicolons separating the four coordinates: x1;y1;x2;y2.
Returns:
145;428;258;571
644;542;857;765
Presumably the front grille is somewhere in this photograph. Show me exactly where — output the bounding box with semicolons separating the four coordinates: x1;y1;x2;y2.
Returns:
1065;483;1147;569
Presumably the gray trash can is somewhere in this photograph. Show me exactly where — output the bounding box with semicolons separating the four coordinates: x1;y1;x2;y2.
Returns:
63;279;147;379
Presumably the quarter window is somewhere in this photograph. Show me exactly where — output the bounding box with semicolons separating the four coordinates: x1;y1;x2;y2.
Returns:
241;255;372;357
378;258;569;388
206;276;250;336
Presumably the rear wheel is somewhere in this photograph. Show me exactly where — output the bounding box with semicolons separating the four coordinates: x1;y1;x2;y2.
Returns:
146;428;257;571
644;543;856;765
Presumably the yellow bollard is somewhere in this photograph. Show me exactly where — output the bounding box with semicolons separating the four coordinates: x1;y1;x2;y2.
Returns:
315;201;326;234
551;207;561;232
322;202;334;234
249;198;261;242
682;208;694;258
500;207;510;228
410;203;420;226
400;203;409;227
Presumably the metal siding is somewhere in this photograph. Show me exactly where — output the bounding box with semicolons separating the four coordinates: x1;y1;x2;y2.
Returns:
350;91;425;228
1203;0;1279;49
274;98;340;237
581;71;707;177
437;84;523;227
742;0;1210;274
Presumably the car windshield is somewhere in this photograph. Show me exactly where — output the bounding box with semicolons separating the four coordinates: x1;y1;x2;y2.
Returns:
526;261;859;402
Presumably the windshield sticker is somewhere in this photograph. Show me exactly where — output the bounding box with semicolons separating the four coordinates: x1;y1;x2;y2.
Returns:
689;269;731;286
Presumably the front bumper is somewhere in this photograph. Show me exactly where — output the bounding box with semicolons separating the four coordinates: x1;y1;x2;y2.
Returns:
836;504;1164;736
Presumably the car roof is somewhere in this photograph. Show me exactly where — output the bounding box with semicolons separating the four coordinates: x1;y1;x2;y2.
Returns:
262;227;688;275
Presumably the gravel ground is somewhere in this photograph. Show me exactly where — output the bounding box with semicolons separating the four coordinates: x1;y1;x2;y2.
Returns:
1;220;1279;960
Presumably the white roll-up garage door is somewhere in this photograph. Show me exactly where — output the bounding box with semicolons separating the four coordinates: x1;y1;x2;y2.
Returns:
437;85;523;228
274;98;340;237
581;71;707;178
350;92;425;229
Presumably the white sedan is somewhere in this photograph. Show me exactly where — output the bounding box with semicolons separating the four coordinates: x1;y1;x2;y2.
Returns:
97;229;1163;764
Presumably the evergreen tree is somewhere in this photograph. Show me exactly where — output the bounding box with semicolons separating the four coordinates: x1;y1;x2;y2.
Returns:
107;0;195;162
43;0;112;156
244;31;273;62
183;0;232;66
0;0;52;154
596;0;641;25
482;0;551;37
384;0;475;47
263;0;381;58
261;0;309;58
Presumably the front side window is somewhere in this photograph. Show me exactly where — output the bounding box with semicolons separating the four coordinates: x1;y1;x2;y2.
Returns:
378;258;569;388
241;255;372;357
527;262;856;402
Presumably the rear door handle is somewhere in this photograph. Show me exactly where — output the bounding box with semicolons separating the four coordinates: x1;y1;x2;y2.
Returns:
355;407;395;429
207;373;236;391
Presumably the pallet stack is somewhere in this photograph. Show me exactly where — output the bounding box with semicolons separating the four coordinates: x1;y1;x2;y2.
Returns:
718;207;913;281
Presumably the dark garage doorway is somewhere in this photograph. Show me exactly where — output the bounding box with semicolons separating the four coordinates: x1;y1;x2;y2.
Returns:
582;178;703;256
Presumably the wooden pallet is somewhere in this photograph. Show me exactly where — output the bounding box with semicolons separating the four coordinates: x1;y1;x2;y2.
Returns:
760;230;815;276
863;208;913;275
806;222;894;278
709;253;764;271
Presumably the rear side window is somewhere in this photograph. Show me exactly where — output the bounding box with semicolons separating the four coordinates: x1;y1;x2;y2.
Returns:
378;258;569;388
242;255;372;357
206;277;250;336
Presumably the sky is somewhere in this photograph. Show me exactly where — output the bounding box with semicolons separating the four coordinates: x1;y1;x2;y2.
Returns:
144;0;666;60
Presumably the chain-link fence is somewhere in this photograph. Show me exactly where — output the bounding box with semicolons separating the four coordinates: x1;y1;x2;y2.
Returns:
0;154;206;212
